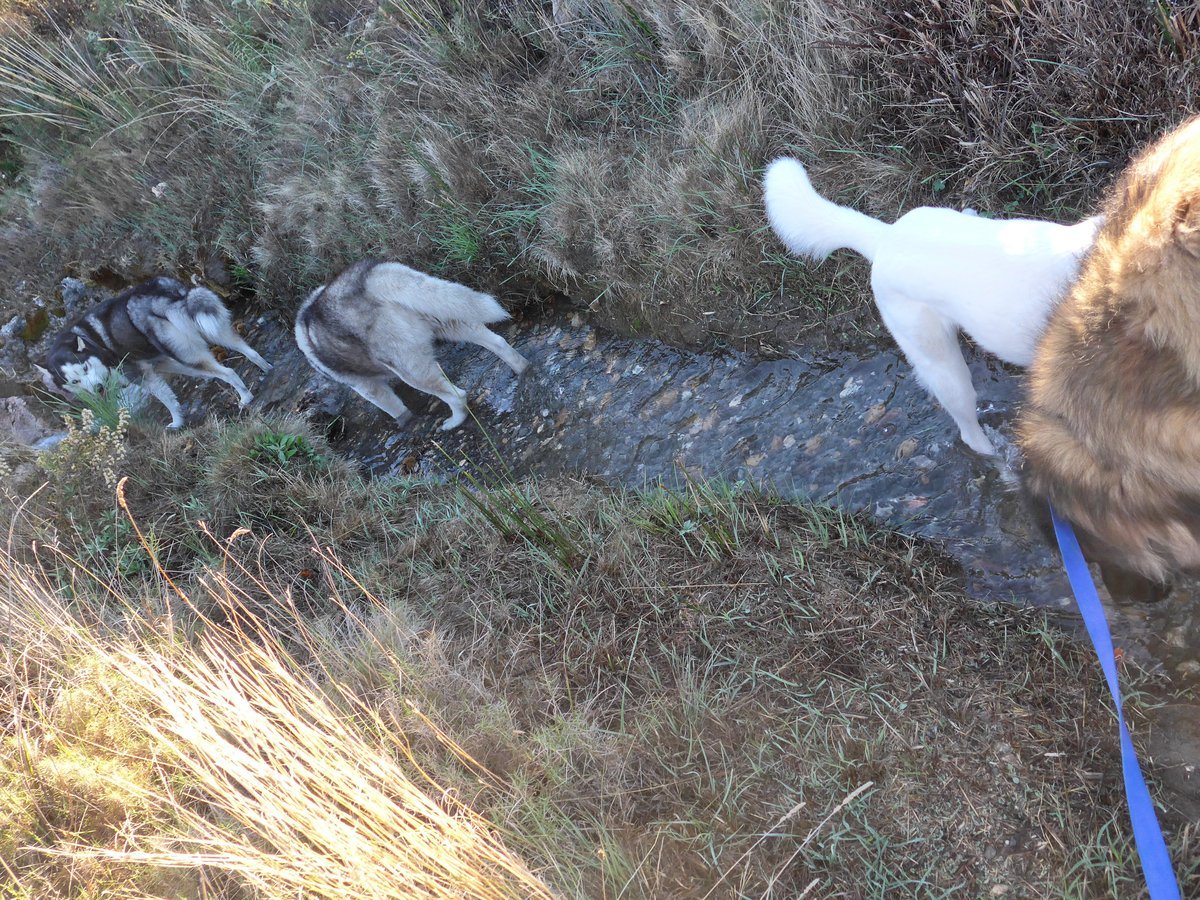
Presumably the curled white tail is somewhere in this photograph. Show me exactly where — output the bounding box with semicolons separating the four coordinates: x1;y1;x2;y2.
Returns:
187;293;236;345
763;158;889;263
365;263;509;324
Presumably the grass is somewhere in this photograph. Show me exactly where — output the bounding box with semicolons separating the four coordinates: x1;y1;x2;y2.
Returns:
4;1;1200;893
38;366;137;431
2;0;1197;352
0;544;555;899
2;414;1199;896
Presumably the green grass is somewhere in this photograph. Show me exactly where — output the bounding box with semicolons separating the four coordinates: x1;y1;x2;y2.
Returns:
39;367;135;432
3;415;1197;896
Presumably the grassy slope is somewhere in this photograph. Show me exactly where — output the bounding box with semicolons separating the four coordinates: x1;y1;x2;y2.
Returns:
1;0;1198;352
2;415;1197;896
3;2;1200;895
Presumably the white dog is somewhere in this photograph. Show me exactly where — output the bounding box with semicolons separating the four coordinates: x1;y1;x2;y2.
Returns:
763;158;1102;455
295;259;529;430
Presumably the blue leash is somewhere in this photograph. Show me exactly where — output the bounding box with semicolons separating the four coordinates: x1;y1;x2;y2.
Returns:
1050;506;1181;899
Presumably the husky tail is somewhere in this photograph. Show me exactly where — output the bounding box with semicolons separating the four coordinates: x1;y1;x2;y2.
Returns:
186;285;272;372
184;286;237;343
763;158;889;263
366;262;509;324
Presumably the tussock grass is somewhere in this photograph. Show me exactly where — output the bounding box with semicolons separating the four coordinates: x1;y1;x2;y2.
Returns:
4;0;1196;351
4;415;1199;895
0;544;555;897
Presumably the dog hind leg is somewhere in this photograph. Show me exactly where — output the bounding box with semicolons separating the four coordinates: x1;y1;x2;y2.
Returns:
387;356;469;431
139;365;185;429
875;290;996;456
440;322;530;374
157;355;255;409
218;330;272;373
189;289;273;373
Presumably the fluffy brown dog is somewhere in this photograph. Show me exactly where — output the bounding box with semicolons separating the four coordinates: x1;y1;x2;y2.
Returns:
1019;114;1200;586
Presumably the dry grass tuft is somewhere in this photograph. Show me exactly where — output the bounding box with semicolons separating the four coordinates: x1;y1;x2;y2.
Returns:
0;536;554;898
5;0;1196;351
824;0;1200;216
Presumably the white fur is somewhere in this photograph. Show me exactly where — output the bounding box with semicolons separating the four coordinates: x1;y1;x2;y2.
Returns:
365;263;509;324
58;357;112;394
50;287;272;429
296;263;529;431
763;157;1102;455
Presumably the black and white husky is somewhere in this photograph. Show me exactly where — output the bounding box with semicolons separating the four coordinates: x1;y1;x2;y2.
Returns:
40;277;271;428
294;260;529;430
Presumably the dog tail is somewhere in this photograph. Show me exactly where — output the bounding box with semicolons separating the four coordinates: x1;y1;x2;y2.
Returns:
184;286;237;344
763;157;888;262
366;263;509;324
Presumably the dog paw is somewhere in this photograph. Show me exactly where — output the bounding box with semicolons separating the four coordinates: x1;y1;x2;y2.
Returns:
238;394;254;410
961;430;998;457
440;412;467;431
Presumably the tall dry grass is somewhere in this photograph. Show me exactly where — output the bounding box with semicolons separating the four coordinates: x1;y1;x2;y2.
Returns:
5;416;1199;895
0;521;555;898
3;0;1196;351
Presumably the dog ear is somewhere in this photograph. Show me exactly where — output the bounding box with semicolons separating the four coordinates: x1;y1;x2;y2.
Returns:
32;364;66;397
1173;196;1200;256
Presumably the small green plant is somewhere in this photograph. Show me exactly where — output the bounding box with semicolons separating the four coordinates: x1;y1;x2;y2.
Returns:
431;216;483;267
41;367;137;432
456;477;581;572
229;262;255;290
77;508;155;580
249;430;324;469
634;478;746;559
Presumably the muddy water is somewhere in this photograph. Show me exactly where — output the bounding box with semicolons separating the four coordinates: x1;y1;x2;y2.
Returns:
217;302;1200;697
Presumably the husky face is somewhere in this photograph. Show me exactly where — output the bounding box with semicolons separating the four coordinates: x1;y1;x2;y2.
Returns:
56;356;116;395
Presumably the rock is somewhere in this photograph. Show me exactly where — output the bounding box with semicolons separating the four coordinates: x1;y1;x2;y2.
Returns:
1176;660;1200;679
32;432;67;452
0;396;57;447
1147;704;1200;820
59;277;89;308
0;314;24;344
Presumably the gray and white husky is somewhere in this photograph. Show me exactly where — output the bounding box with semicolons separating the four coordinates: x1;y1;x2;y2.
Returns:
40;276;272;428
294;260;529;430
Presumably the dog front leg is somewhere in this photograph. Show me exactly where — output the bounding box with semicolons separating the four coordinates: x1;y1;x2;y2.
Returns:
347;376;413;423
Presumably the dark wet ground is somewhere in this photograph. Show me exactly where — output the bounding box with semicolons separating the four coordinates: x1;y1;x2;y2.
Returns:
196;302;1200;697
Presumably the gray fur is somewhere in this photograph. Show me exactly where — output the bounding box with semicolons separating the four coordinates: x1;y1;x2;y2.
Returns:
295;260;529;430
42;276;271;429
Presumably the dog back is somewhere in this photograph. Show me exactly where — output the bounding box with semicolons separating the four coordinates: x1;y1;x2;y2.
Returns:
1019;114;1200;581
294;261;393;379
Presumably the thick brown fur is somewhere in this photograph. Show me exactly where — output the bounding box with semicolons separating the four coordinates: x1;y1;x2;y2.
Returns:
1019;114;1200;584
